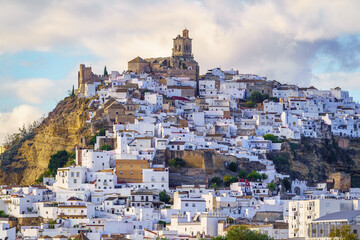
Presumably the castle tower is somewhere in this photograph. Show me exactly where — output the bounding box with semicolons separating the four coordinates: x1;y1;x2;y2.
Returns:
172;29;192;58
78;64;94;97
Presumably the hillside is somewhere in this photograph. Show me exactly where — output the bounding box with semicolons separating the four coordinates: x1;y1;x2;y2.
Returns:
0;96;91;185
2;96;360;186
267;137;360;183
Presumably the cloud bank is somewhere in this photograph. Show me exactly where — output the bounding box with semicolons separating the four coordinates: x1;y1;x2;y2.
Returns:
0;105;44;144
1;0;360;142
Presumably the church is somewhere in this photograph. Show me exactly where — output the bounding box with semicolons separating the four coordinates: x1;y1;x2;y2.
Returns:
128;29;199;90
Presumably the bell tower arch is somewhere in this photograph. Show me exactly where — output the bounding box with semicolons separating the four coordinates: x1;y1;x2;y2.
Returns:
172;29;192;58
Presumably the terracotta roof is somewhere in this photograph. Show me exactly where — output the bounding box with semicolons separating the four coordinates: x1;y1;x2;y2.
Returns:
67;197;83;201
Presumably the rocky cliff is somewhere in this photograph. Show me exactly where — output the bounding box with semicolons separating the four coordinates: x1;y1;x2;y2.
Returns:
0;96;91;185
267;137;360;183
166;149;266;186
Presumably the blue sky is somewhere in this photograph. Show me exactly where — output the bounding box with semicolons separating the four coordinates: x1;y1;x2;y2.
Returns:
0;49;99;112
1;0;360;143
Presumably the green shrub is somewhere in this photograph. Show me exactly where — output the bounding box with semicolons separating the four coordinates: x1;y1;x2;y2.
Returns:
247;171;263;181
238;169;247;178
245;101;257;108
224;175;238;187
212;225;273;240
89;128;106;146
168;158;185;168
271;154;291;173
100;144;113;151
267;182;277;192
249;91;264;103
210;177;223;186
159;190;170;204
157;220;167;228
263;134;282;143
48;150;69;175
228;162;238;172
282;178;292;192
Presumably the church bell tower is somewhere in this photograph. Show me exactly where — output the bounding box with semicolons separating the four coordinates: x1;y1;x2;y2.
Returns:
172;29;192;58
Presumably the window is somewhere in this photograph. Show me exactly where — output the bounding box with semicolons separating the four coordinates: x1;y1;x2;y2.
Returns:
76;172;80;177
74;179;77;184
185;203;189;207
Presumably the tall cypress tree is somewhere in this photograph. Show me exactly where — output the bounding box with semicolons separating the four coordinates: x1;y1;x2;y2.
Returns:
104;66;108;77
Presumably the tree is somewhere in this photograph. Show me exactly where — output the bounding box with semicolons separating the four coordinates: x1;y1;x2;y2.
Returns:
48;150;69;175
245;101;257;108
156;237;169;240
267;182;277;192
247;171;263;181
224;175;238;187
238;169;247;179
249;91;264;103
71;85;75;96
0;210;8;217
226;217;235;224
263;134;282;143
213;225;273;240
169;158;176;167
262;173;268;180
89;128;107;146
269;97;279;102
104;66;108;77
329;224;358;240
168;158;185;168
228;162;238;172
224;174;231;183
282;178;292;192
212;183;218;191
271;154;291;173
100;144;113;151
159;190;170;204
230;176;238;183
211;177;223;186
157;220;167;228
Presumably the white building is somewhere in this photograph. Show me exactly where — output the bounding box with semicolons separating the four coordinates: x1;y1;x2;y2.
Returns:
288;199;359;238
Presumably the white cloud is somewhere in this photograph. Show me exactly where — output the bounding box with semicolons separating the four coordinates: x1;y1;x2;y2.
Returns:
1;0;360;143
10;78;57;104
310;71;360;90
0;0;359;83
0;105;44;145
1;71;77;106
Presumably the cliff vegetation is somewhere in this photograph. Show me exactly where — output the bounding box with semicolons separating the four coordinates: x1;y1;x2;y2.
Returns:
0;96;91;185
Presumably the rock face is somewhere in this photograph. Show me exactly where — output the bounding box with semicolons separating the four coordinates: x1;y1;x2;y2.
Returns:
267;137;360;183
167;149;266;186
0;96;91;185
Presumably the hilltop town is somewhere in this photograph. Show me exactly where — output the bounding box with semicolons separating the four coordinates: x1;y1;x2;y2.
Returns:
1;29;360;240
